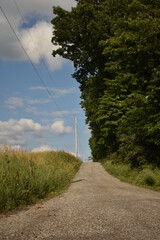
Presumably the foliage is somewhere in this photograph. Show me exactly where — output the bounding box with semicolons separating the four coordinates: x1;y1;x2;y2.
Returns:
135;169;156;186
0;146;81;213
102;158;160;191
118;134;147;168
51;0;160;164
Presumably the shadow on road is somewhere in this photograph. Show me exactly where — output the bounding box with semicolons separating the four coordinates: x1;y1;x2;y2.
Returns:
72;179;85;184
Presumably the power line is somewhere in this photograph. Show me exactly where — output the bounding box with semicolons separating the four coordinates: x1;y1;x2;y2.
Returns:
7;0;75;124
12;0;76;123
0;5;83;157
0;6;67;118
13;0;57;88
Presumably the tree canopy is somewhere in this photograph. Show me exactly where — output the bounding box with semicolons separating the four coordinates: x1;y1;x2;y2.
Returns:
51;0;160;166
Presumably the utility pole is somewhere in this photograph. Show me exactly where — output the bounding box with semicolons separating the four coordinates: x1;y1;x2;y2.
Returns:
75;117;78;159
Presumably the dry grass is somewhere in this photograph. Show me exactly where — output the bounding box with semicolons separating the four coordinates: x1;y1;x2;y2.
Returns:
0;146;82;212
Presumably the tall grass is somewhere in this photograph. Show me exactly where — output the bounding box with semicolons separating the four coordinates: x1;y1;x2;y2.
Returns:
0;146;82;213
102;156;160;191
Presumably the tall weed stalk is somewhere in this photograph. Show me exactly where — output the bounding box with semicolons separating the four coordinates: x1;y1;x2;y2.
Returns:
0;146;81;212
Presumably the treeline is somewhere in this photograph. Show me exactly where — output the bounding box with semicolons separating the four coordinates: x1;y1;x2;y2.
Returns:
51;0;160;167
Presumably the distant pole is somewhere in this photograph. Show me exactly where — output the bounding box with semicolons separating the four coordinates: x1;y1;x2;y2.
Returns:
75;117;78;159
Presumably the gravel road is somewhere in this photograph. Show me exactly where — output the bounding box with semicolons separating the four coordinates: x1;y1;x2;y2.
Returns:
0;162;160;240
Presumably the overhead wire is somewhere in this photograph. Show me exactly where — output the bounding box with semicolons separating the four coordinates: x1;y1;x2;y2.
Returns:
0;5;72;122
13;0;77;123
13;0;57;89
0;5;83;157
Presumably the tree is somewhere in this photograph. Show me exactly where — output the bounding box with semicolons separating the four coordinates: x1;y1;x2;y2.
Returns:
51;0;110;160
51;0;160;164
100;0;160;165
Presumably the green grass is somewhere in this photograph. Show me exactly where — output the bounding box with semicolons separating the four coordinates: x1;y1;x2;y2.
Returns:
0;146;82;213
102;158;160;191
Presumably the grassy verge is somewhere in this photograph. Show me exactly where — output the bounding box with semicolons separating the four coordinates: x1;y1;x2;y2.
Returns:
0;146;82;213
102;157;160;191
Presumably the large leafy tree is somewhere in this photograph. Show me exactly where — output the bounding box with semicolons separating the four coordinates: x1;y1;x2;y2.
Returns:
52;0;107;90
51;0;160;164
99;0;160;165
51;0;110;159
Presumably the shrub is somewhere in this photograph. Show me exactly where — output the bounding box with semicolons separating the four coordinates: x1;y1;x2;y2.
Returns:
144;175;155;186
135;169;156;186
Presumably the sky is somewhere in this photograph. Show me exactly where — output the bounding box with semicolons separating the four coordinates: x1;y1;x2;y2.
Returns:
0;0;91;160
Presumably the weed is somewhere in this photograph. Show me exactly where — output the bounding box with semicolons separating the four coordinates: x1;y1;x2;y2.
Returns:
102;157;160;191
0;147;82;213
135;169;156;186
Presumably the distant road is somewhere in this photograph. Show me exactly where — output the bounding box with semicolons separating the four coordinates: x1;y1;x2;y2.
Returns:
0;163;160;240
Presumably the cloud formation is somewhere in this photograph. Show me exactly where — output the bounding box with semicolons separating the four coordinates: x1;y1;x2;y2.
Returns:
27;99;50;105
30;86;76;97
32;145;55;152
0;118;72;147
12;0;76;18
5;97;24;109
5;96;50;112
54;88;76;97
51;120;72;135
30;86;46;91
0;118;43;146
0;0;76;69
25;106;45;116
20;21;65;71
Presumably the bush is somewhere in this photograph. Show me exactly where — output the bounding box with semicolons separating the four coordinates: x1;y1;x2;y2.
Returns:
118;134;147;168
135;169;156;186
144;175;155;186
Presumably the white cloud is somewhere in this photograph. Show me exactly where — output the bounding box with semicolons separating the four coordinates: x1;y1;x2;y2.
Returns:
5;97;23;109
0;118;44;146
0;0;76;69
30;85;76;97
31;145;55;152
67;151;76;157
30;86;46;91
5;96;50;110
20;21;65;71
54;88;76;97
25;106;70;117
12;0;77;18
27;99;50;105
5;96;52;115
26;106;44;116
51;120;72;135
0;118;73;147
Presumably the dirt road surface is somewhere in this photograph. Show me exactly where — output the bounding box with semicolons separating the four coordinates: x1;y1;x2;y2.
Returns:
0;162;160;240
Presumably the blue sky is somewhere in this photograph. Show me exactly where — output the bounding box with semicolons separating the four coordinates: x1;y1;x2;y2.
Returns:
0;0;91;160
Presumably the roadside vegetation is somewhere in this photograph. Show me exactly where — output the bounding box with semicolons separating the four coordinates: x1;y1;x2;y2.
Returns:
52;0;160;166
102;154;160;191
0;146;82;213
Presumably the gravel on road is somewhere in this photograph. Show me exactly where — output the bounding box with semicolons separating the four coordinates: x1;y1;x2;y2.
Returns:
0;162;160;240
